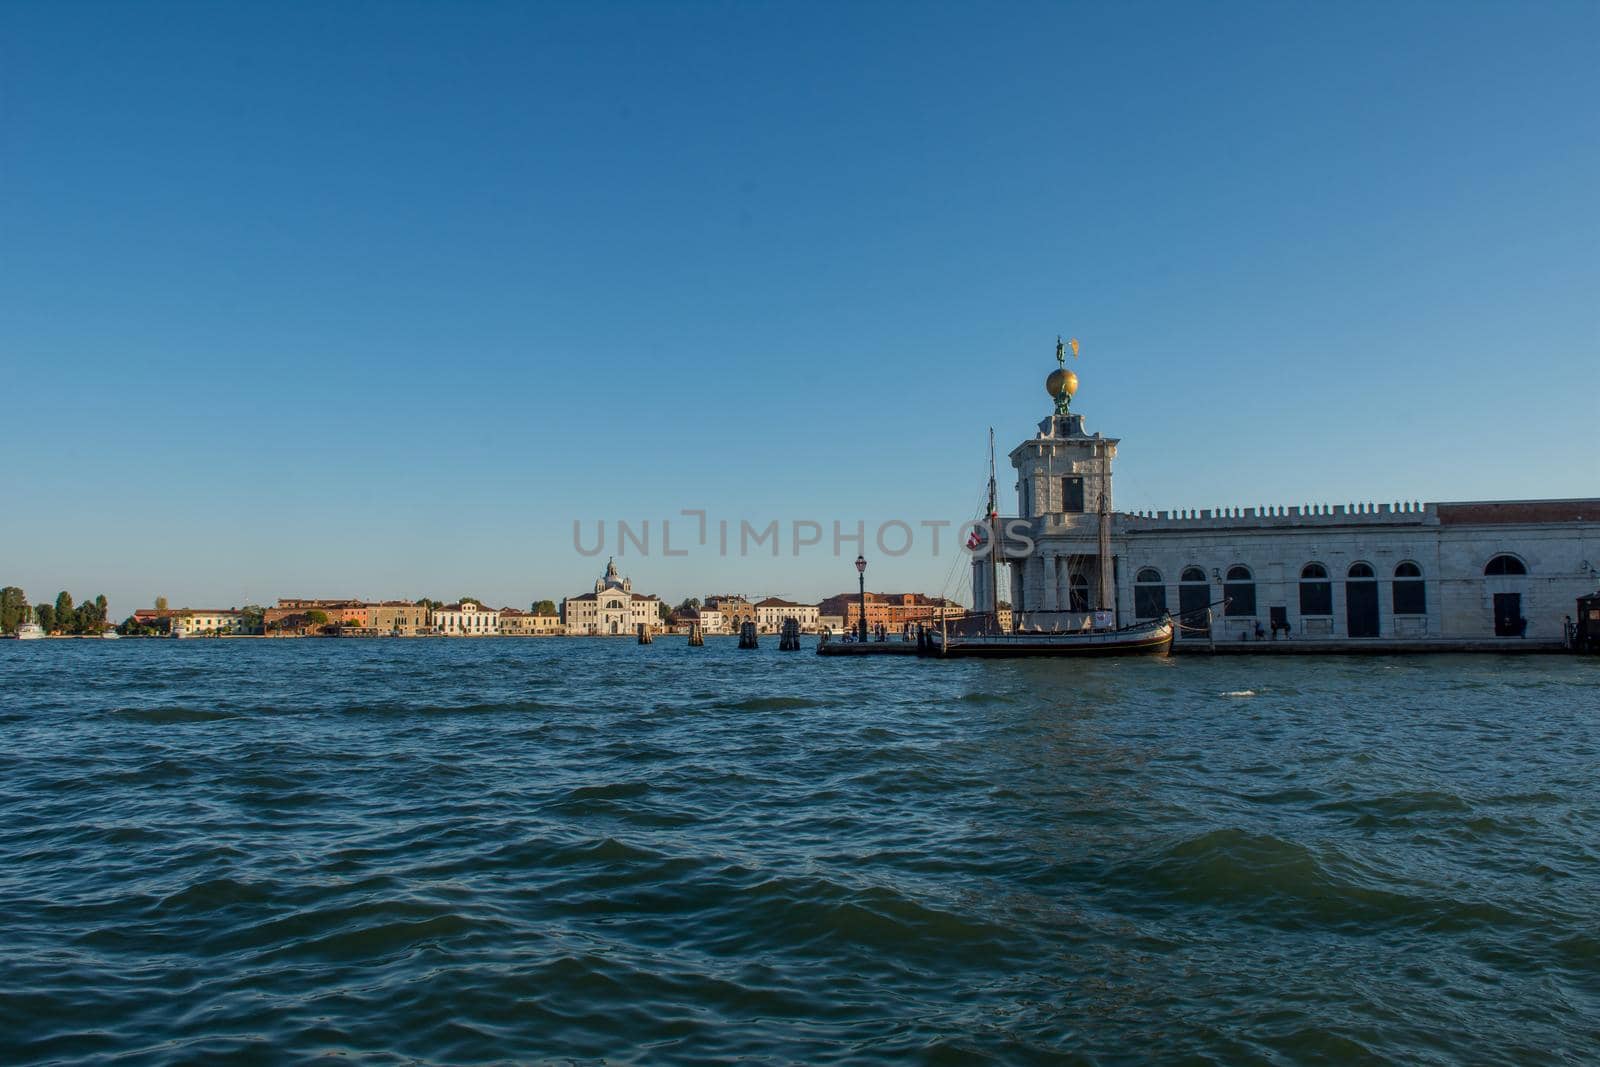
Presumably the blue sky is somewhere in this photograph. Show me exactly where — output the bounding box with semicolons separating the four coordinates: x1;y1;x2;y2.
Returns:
4;1;1596;614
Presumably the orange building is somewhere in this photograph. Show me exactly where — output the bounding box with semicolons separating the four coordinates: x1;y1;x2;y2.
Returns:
816;592;965;633
263;598;370;634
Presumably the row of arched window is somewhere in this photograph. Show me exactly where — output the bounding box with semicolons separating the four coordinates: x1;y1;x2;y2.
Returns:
1132;555;1528;620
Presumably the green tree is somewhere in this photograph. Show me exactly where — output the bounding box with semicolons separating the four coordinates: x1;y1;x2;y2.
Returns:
675;597;701;614
305;610;329;628
657;601;670;621
35;603;55;632
155;595;169;612
68;594;107;634
0;587;26;634
238;605;265;634
53;592;74;634
531;599;558;616
457;595;483;607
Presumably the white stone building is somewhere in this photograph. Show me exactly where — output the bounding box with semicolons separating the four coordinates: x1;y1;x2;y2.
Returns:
973;363;1599;645
755;597;821;633
172;609;246;636
562;559;662;636
435;600;500;636
695;605;724;634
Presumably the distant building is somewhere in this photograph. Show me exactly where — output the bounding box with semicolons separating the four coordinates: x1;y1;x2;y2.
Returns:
704;595;755;632
562;559;662;635
499;608;563;636
817;592;965;634
696;604;725;634
369;602;431;635
435;600;500;636
139;608;248;636
264;599;369;633
755;597;820;633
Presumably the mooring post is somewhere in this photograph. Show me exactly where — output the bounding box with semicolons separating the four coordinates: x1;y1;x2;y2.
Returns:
637;623;653;644
688;622;703;647
779;617;800;651
738;621;759;649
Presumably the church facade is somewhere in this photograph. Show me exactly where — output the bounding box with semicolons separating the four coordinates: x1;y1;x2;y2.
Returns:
562;559;662;636
975;357;1598;645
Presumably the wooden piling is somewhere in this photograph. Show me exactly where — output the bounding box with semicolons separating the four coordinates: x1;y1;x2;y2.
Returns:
688;622;704;647
778;618;801;651
637;623;653;644
738;621;759;649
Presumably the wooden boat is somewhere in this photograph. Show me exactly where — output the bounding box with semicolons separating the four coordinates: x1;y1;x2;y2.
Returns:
923;616;1173;658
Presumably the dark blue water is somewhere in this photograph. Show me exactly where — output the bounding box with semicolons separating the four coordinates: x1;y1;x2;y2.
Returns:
2;639;1597;1064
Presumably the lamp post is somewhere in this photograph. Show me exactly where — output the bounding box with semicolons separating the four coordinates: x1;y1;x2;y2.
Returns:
855;554;868;642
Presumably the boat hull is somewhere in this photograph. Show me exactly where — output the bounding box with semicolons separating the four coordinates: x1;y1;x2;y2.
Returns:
927;619;1173;658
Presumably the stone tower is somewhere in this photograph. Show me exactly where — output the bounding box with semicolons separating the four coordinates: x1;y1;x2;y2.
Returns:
1002;341;1121;623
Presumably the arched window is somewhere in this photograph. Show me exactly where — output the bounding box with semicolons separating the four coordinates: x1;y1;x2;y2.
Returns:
1223;565;1256;616
1484;554;1527;576
1348;562;1375;578
1393;561;1426;615
1069;573;1089;613
1134;568;1166;619
1299;562;1332;615
1181;566;1207;583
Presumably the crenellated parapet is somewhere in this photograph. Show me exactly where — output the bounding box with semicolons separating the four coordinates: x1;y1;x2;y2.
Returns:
1116;501;1438;531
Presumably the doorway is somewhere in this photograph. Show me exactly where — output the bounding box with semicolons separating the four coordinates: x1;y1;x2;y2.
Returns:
1178;581;1210;639
1493;593;1523;636
1346;580;1379;637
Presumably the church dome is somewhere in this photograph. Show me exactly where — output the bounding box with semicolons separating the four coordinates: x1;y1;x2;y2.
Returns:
1047;368;1078;399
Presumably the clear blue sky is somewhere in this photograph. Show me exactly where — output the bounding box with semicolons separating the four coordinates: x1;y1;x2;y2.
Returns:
4;1;1596;615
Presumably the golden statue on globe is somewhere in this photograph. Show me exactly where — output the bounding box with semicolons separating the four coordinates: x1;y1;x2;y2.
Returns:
1047;335;1080;414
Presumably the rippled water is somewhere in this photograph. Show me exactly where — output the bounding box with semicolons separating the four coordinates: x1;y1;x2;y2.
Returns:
2;639;1597;1063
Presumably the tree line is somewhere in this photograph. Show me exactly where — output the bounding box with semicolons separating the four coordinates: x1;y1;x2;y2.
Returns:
0;587;112;635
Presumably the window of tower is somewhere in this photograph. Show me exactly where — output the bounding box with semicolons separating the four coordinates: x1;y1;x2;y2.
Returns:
1062;476;1084;513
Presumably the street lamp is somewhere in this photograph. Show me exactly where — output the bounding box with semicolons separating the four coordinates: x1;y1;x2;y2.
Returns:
855;554;868;642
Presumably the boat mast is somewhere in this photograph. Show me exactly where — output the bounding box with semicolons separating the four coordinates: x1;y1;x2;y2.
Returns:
988;427;1002;634
1094;435;1120;617
1097;476;1113;616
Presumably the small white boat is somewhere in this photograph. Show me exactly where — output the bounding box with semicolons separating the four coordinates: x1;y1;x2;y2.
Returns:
15;622;45;640
100;630;120;639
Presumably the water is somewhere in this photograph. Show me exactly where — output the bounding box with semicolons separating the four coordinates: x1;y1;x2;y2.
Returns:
2;639;1597;1064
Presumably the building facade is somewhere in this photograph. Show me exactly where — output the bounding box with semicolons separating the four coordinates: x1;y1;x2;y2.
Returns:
817;592;966;634
499;609;564;636
755;597;821;632
973;359;1600;644
562;559;662;635
435;600;500;636
703;595;755;632
264;599;370;633
369;602;432;635
171;609;246;636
